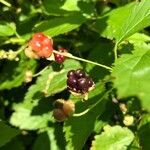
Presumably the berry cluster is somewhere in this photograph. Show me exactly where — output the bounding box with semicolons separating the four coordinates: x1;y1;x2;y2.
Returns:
67;69;94;94
28;33;53;58
53;99;75;122
54;48;67;64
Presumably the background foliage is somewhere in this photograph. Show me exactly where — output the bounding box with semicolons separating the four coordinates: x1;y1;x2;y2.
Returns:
0;0;150;149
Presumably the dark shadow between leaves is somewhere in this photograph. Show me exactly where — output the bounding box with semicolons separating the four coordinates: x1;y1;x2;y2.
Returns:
31;91;54;116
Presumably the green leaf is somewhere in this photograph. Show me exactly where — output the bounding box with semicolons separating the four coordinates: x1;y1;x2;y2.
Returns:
33;128;58;150
0;22;15;37
116;0;150;44
10;59;81;130
64;82;110;150
34;13;86;37
61;0;80;11
0;121;20;147
91;126;134;150
0;54;37;90
138;114;150;150
0;138;24;150
112;44;150;111
94;3;134;40
94;0;150;43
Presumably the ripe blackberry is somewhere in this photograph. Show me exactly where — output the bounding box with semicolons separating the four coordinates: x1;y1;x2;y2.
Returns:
78;78;89;93
75;69;86;78
67;70;75;78
67;69;94;95
54;48;67;64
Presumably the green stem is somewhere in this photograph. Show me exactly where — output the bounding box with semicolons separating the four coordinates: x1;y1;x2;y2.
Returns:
114;43;118;61
73;89;112;117
16;44;27;55
0;0;11;7
33;66;49;77
53;50;112;71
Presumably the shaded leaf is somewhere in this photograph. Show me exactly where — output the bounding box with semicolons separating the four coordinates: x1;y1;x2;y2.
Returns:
0;54;37;90
0;121;20;147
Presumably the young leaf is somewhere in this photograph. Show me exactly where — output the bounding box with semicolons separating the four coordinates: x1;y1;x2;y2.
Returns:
10;59;81;130
34;13;86;37
91;126;134;150
112;44;150;111
64;82;110;150
0;121;20;147
0;22;15;37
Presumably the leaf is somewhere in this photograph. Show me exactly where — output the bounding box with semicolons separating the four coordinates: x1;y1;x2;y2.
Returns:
94;0;150;43
0;22;15;37
10;59;81;130
33;128;58;150
94;3;134;40
138;114;150;150
0;54;37;90
33;126;66;150
61;0;80;11
112;44;150;111
116;0;150;44
0;121;20;147
91;126;134;150
34;13;86;37
0;138;24;150
64;82;110;150
86;42;114;81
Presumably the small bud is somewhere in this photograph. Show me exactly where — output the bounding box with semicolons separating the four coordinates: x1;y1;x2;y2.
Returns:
119;103;127;114
123;115;134;126
53;108;67;122
25;70;33;83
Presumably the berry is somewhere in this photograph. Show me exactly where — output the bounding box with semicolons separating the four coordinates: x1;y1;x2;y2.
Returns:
63;100;75;117
67;69;94;95
67;70;75;78
67;77;77;88
75;69;85;78
53;108;67;122
86;77;94;87
54;48;67;64
78;78;89;93
28;32;53;58
53;99;75;122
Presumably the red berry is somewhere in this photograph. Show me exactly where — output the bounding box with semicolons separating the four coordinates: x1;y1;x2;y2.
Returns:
54;48;67;64
28;33;53;58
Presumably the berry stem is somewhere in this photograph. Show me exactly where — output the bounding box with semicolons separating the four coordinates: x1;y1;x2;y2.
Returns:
114;43;118;61
73;89;112;117
0;0;11;7
53;50;112;71
33;66;49;77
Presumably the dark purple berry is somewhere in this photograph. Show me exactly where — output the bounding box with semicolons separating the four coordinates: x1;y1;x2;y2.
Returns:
67;77;77;88
77;78;89;93
67;70;75;78
86;77;93;87
75;69;85;78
